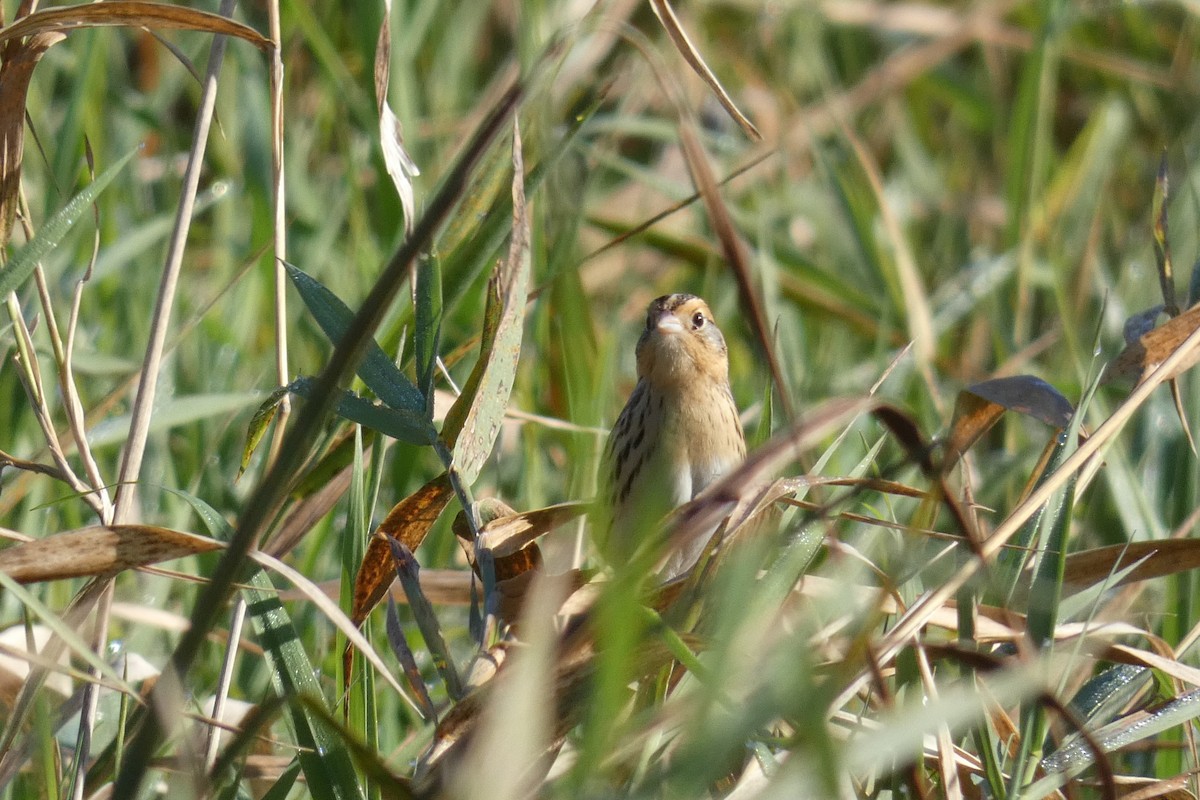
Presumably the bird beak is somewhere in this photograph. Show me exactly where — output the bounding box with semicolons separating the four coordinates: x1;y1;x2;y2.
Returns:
653;312;684;335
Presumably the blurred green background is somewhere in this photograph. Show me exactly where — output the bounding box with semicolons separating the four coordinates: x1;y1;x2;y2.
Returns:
3;1;1200;797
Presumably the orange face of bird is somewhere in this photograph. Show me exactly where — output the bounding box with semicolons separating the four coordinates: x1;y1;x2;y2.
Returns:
635;294;729;390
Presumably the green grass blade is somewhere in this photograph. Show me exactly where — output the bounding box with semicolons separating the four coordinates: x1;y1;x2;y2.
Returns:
414;252;442;414
243;569;364;800
0;144;137;295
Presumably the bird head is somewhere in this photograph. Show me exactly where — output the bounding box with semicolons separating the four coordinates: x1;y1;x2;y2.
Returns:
635;293;730;390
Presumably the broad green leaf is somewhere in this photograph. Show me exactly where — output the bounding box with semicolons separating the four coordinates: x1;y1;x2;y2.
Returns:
0;145;138;296
284;261;429;418
286;377;435;446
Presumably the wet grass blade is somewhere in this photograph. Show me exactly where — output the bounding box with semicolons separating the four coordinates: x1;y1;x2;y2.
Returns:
243;570;364;800
0;145;137;296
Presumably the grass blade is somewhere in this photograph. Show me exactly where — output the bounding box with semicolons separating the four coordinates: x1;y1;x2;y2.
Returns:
0;146;138;296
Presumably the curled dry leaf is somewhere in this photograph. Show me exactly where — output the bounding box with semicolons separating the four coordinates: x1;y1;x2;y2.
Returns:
0;525;222;583
452;498;543;583
943;375;1075;471
1106;303;1200;386
476;501;589;558
374;0;419;234
349;472;454;629
449;498;590;624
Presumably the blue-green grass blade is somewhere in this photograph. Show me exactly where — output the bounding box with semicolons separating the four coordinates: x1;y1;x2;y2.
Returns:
284;262;430;422
287;377;434;446
243;569;364;800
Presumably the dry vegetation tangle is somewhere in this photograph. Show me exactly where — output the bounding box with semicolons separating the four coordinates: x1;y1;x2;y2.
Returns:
2;2;1200;799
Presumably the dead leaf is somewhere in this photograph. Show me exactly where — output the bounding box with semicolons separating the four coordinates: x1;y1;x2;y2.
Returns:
944;375;1075;470
649;0;761;141
1106;303;1200;385
0;525;222;583
477;502;589;558
349;473;454;629
678;121;792;418
451;498;542;584
1063;540;1200;594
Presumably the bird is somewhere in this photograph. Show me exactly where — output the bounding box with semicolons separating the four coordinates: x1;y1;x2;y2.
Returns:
597;293;746;570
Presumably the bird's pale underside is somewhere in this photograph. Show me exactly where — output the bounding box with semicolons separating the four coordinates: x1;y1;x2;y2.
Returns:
600;293;746;575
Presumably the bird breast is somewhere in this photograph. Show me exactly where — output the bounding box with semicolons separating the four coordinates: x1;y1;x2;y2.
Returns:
615;379;744;515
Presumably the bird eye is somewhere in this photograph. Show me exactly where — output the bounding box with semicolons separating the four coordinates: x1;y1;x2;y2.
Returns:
691;311;706;329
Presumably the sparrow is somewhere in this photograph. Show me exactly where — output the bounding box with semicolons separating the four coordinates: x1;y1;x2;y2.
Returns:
597;293;746;568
